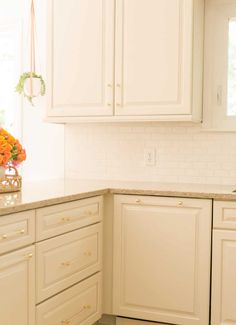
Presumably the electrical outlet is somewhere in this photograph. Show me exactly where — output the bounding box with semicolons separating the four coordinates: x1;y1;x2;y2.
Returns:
144;148;156;166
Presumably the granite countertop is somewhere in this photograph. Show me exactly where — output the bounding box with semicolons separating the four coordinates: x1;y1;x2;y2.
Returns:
0;179;236;216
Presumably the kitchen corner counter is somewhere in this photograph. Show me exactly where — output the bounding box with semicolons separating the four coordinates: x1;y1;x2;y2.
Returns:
0;179;236;216
0;179;108;216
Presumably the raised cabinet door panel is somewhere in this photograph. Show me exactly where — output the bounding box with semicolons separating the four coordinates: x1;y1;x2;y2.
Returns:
47;0;114;117
211;231;236;325
115;0;195;116
113;195;212;325
0;246;35;325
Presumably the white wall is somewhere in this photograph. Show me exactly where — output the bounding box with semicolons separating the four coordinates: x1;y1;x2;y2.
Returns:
0;0;64;181
21;0;65;181
21;108;64;181
65;124;236;185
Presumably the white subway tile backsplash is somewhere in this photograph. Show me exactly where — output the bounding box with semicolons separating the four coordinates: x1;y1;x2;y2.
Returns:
65;124;236;185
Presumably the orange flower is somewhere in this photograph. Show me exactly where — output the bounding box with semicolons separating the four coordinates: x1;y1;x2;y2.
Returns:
0;128;26;167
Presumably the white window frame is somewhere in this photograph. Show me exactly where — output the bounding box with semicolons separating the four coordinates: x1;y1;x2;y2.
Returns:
203;0;236;130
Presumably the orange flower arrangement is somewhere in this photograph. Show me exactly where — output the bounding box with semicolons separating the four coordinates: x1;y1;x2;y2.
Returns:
0;128;26;168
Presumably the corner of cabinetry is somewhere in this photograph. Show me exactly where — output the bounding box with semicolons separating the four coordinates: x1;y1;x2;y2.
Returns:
191;0;205;123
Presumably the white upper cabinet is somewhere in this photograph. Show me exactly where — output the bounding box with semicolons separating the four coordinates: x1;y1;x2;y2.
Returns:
115;0;203;120
46;0;204;122
47;0;114;117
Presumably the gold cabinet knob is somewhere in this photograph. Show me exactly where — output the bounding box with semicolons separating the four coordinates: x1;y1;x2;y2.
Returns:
107;84;112;87
107;103;112;106
116;103;121;106
135;199;141;203
116;84;121;87
84;251;92;257
2;234;7;239
178;201;183;207
84;304;91;309
19;229;25;234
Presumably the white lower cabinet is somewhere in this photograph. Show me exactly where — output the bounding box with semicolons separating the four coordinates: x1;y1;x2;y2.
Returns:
113;195;212;325
0;245;35;325
211;201;236;325
37;273;102;325
211;230;236;324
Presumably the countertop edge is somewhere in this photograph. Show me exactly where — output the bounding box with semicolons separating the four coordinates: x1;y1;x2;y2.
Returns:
0;188;109;216
109;188;236;200
1;185;236;216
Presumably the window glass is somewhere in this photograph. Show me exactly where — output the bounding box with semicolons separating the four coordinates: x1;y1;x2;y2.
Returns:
227;19;236;116
0;23;20;134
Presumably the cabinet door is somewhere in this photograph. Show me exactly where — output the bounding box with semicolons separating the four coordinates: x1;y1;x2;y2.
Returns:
113;195;212;325
0;246;35;325
47;0;114;117
115;0;197;117
211;230;236;325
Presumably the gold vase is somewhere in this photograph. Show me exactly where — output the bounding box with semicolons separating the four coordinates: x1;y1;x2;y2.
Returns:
0;166;22;193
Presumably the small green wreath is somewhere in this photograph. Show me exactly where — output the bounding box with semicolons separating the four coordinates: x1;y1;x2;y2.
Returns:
16;72;46;105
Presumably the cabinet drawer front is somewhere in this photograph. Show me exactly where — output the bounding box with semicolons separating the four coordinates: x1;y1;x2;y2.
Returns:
0;210;35;255
36;196;103;240
214;201;236;230
37;273;102;325
36;223;102;302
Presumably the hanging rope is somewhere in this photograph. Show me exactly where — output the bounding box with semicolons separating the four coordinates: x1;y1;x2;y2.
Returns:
15;0;46;105
30;0;36;98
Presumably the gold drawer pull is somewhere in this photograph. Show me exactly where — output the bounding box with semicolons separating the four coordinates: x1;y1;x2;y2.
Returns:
1;228;25;240
24;253;33;259
61;304;92;324
61;217;71;223
61;261;71;267
135;199;141;203
84;251;92;257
